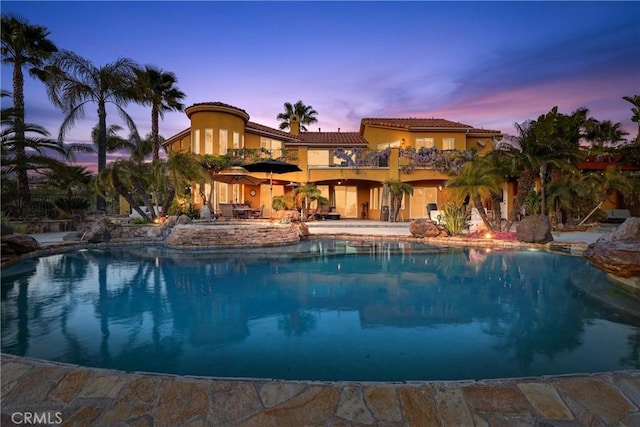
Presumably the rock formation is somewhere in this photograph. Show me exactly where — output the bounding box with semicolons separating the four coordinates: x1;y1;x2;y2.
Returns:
516;215;554;243
410;218;447;238
584;218;640;293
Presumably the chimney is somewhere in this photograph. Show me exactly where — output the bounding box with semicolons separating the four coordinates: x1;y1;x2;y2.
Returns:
338;128;341;132
290;115;300;135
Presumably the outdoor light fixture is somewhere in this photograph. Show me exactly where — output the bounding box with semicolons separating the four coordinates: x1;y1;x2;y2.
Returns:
438;185;443;191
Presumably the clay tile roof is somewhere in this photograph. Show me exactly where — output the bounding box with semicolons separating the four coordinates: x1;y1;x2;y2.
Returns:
245;122;300;141
186;101;249;116
360;117;501;135
361;117;474;130
296;132;369;146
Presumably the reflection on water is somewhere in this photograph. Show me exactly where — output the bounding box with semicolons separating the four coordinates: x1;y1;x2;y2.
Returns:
1;240;638;381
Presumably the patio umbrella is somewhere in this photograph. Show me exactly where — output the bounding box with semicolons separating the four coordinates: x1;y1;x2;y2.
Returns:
210;167;265;186
210;167;265;202
243;159;302;210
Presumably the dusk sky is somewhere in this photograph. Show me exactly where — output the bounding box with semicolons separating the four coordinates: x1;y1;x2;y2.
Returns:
2;1;639;154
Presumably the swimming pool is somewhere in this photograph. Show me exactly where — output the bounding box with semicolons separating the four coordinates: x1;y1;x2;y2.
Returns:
1;239;638;381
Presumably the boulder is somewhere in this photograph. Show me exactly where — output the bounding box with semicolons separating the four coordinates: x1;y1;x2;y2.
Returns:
82;217;112;243
584;219;640;282
292;222;310;237
596;217;640;243
271;210;300;223
584;238;640;278
176;214;192;225
516;215;554;243
410;218;443;238
1;233;39;254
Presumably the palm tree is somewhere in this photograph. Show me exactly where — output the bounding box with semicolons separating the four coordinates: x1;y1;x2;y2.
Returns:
502;107;586;230
579;166;636;224
585;119;629;149
293;183;328;220
134;65;186;161
1;104;71;193
1;13;58;204
277;100;318;132
385;179;413;222
44;51;139;212
446;157;503;231
622;95;640;144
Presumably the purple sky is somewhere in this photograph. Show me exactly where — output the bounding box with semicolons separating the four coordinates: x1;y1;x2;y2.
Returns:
2;1;639;165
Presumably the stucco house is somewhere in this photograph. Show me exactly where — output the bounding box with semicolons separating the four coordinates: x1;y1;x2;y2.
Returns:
164;101;503;220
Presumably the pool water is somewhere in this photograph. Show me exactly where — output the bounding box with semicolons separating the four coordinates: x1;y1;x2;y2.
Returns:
2;239;638;381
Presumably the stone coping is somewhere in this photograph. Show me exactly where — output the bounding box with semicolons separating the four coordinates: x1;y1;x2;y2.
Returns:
1;354;638;426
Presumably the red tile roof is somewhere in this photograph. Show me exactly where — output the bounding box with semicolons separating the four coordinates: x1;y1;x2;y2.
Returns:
296;132;368;146
360;118;501;135
245;122;299;141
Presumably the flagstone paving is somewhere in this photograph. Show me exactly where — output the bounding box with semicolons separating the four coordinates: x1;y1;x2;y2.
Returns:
1;355;638;426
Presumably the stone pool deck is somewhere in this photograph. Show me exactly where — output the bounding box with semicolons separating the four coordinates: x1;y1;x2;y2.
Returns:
3;221;638;426
2;354;639;426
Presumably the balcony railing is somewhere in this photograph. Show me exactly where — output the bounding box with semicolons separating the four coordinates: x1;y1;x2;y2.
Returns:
331;148;390;168
227;148;299;164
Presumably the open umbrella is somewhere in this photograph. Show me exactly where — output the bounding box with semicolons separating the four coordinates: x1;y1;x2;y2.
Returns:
243;159;302;210
211;167;265;186
210;167;265;202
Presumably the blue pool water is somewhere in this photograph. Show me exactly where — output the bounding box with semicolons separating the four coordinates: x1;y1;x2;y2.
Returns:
1;239;638;381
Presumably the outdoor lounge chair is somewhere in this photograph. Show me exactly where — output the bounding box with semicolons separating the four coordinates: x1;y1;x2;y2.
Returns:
315;204;331;220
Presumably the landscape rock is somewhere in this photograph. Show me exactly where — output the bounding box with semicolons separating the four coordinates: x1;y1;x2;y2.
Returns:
176;214;192;225
410;218;443;238
516;215;554;243
596;217;640;242
0;233;39;254
584;218;640;282
271;210;301;223
82;217;112;243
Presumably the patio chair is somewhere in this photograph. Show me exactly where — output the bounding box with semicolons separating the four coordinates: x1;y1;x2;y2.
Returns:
219;203;234;219
316;204;331;220
250;204;264;219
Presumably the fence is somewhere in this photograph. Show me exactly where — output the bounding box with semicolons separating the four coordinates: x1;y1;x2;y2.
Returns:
2;192;120;219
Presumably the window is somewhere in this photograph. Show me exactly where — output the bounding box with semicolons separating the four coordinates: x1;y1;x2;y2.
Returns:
377;140;401;150
260;137;283;159
204;128;213;154
232;132;241;149
191;129;200;154
370;187;380;210
308;149;329;166
443;137;455;150
219;129;228;155
415;138;434;149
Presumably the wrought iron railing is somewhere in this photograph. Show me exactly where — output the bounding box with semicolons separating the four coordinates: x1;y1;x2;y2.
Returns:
2;192;120;219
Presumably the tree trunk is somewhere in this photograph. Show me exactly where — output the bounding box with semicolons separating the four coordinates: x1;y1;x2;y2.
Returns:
151;104;160;161
491;193;503;231
505;168;536;231
473;195;494;231
96;102;108;213
13;58;31;206
539;164;548;216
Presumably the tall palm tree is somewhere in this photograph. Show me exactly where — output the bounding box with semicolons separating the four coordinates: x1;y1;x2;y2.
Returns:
385;179;413;222
277;100;318;132
502;107;586;229
446;157;503;231
44;51;140;212
1;13;58;205
622;95;640;144
134;65;186;161
585;119;628;149
1;104;71;188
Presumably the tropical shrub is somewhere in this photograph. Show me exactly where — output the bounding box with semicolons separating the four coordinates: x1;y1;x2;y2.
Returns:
441;203;470;236
54;196;91;213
